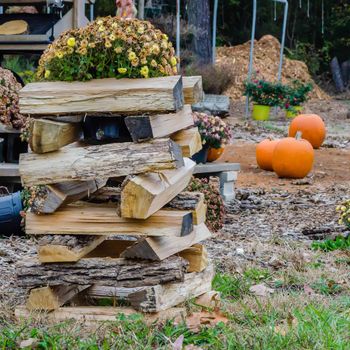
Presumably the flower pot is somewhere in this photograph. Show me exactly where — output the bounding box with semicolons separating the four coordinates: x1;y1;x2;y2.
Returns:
191;144;209;164
252;105;271;121
286;106;303;118
207;146;224;162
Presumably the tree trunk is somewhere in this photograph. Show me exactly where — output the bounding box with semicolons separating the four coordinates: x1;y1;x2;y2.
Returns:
187;0;212;65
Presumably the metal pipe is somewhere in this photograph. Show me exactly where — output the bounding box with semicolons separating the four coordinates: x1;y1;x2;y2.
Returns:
90;2;94;21
245;0;257;117
212;0;219;65
176;0;181;70
276;0;288;81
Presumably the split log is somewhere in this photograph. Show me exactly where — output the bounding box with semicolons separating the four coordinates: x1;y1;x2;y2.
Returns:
19;76;184;115
31;179;107;214
171;127;202;157
91;187;206;225
87;264;214;313
15;306;186;325
179;244;208;272
125;105;193;142
121;158;195;219
19;138;183;186
37;235;107;263
167;191;207;225
120;223;211;261
26;202;193;237
182;76;204;104
128;264;214;312
29;119;82;154
27;285;90;311
16;256;188;288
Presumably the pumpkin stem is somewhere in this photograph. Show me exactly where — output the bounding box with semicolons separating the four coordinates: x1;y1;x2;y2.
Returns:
295;131;303;140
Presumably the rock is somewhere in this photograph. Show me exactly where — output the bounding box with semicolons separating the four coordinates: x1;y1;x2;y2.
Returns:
249;284;274;297
192;94;230;117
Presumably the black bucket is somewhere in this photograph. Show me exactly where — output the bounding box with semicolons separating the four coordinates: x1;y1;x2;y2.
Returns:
0;191;23;236
83;116;132;144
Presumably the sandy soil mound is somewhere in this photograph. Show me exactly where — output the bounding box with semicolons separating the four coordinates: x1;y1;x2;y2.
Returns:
217;35;329;100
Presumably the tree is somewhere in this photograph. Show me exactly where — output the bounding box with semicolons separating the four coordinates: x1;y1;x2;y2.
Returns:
187;0;212;65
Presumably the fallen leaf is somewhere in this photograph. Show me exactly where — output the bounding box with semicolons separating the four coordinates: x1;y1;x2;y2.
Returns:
195;291;221;310
185;311;228;333
249;284;274;297
19;338;38;349
172;335;184;350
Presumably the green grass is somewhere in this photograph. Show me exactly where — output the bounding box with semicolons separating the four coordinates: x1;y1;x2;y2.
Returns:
311;236;350;252
1;297;349;350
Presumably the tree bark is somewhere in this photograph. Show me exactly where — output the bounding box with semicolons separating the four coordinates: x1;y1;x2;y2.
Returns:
16;256;188;288
187;0;212;65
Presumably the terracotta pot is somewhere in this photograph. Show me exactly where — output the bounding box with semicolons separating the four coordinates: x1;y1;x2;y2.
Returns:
207;147;224;162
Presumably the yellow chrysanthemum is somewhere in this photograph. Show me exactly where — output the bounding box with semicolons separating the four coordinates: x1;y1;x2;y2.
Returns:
105;40;112;48
140;65;149;77
131;58;139;67
152;44;160;55
78;47;87;55
170;57;177;67
55;51;64;59
88;42;96;49
150;59;157;67
109;34;116;41
118;68;127;74
137;25;145;34
128;51;137;60
141;58;147;65
44;70;51;79
98;26;105;32
114;46;123;54
67;37;76;47
162;34;168;40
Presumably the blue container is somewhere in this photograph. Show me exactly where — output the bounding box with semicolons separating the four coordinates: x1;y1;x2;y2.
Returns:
0;191;23;236
191;144;209;164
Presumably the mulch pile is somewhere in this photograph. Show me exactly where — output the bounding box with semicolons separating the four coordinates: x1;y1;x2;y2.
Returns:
217;35;329;100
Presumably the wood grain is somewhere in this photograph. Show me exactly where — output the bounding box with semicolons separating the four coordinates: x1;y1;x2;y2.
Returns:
121;158;195;219
19;76;184;115
19;138;183;186
26;202;193;237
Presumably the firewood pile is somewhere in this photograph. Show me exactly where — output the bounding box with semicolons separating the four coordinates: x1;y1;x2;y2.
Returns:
217;35;329;100
15;75;215;323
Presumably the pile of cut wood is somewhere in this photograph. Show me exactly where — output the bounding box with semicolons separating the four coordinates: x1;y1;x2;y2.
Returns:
15;75;216;323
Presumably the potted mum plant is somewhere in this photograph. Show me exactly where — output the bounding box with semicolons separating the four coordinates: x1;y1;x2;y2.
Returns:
244;79;285;121
285;81;313;118
192;112;232;163
34;16;178;142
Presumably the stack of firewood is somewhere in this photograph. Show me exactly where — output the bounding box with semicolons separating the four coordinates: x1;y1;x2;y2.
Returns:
15;75;215;323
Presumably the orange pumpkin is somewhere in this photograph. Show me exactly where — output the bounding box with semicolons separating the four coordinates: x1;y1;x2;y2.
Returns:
288;114;326;149
256;139;279;171
207;147;224;162
272;134;314;179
